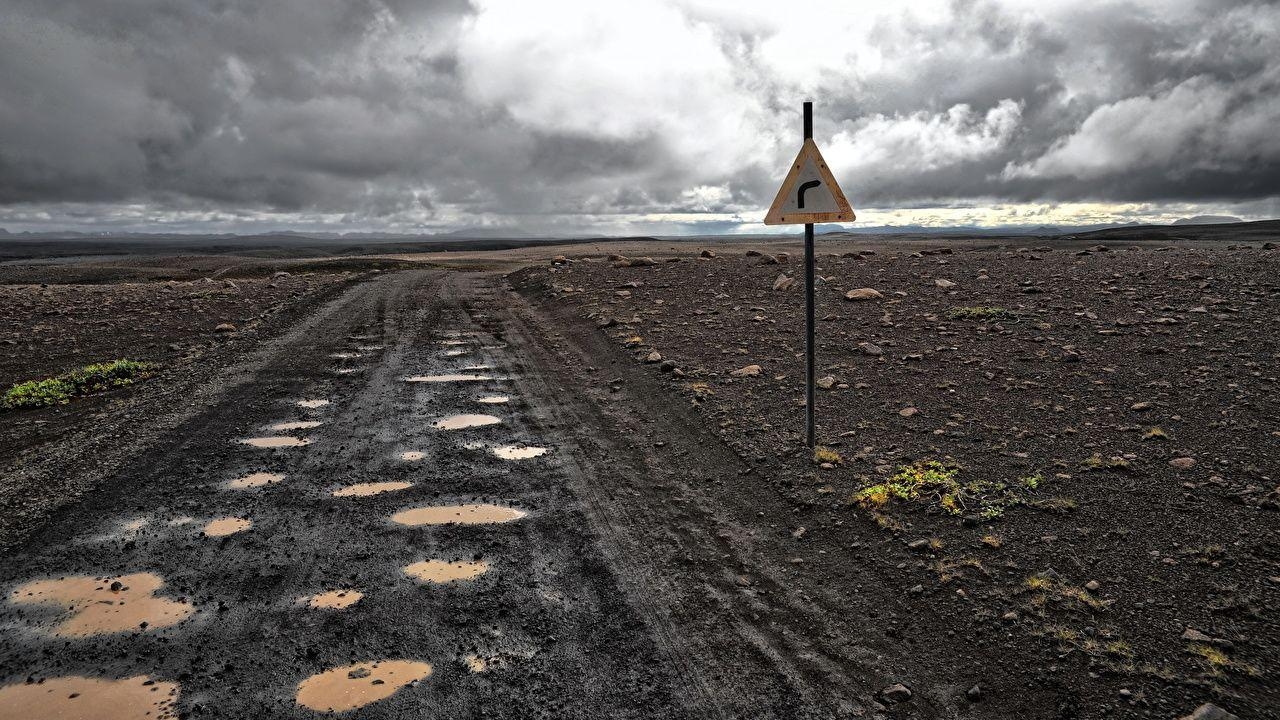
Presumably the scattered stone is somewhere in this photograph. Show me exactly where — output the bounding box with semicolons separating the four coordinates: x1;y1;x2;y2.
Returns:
1180;628;1213;643
880;684;913;703
596;317;617;329
214;323;236;333
1129;402;1152;411
858;342;883;356
551;255;568;265
844;288;883;301
775;253;789;263
907;539;930;550
629;256;656;267
899;407;919;418
966;685;983;702
1084;580;1101;591
272;271;291;278
700;249;717;258
934;279;957;289
730;364;761;378
772;274;795;291
644;351;662;363
816;376;835;390
745;250;763;257
1179;703;1239;720
1169;457;1196;469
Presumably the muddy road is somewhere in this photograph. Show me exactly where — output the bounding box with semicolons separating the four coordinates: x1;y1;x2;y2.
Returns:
0;269;888;718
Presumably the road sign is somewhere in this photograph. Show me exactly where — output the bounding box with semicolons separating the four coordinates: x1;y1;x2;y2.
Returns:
764;139;855;225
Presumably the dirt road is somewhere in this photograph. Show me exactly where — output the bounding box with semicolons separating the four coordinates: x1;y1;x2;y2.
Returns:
0;269;887;718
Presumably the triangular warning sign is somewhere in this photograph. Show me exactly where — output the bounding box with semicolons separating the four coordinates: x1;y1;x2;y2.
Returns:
764;139;855;225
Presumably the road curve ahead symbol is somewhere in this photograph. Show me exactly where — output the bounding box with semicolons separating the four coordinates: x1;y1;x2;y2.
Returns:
796;180;821;209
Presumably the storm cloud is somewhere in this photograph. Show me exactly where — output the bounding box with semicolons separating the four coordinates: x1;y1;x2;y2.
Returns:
1;0;1278;233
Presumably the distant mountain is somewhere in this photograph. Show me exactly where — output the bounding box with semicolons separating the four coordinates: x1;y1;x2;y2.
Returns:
1172;215;1242;225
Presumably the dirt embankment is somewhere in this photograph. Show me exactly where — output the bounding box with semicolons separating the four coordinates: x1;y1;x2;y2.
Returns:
511;240;1280;719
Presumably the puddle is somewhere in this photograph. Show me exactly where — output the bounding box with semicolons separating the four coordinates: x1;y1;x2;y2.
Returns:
202;517;252;537
226;472;285;489
399;451;425;461
297;399;330;409
239;436;312;448
432;414;501;431
492;445;548;460
329;352;363;360
9;573;194;637
443;349;469;357
438;340;467;346
461;364;493;371
391;504;526;527
356;345;385;351
403;559;491;583
476;395;509;404
0;675;179;719
266;421;322;431
335;368;359;375
296;660;432;713
463;654;488;673
303;589;363;610
404;374;493;383
332;482;414;497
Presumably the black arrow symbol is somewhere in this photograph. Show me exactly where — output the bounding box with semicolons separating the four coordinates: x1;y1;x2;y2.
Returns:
797;180;820;209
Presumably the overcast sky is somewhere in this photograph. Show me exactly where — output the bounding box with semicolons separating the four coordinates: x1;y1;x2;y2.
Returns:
2;0;1278;235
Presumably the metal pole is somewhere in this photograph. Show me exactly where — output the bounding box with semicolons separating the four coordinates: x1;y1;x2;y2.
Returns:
803;101;816;449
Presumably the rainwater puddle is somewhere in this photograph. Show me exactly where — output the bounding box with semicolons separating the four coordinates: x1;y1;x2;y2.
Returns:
202;517;252;537
332;482;413;498
476;395;509;404
303;589;363;610
356;345;385;351
432;414;501;431
238;436;311;448
329;352;363;360
297;399;330;409
492;445;548;460
266;421;322;431
404;374;493;383
9;573;194;637
442;349;469;357
335;368;359;375
460;364;492;371
399;451;425;461
0;675;179;719
403;559;490;583
391;504;525;527
226;472;285;489
438;340;467;346
295;660;432;713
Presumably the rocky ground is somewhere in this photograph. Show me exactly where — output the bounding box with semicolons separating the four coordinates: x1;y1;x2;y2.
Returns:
511;237;1280;719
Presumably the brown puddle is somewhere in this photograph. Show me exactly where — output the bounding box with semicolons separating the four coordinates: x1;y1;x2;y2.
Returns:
0;675;179;719
9;573;194;638
295;660;432;713
404;374;493;383
442;349;469;357
202;517;252;537
297;399;330;409
226;472;285;489
266;421;322;431
476;395;509;404
399;451;425;461
391;504;526;527
431;414;501;431
303;589;363;610
403;559;491;583
332;482;414;497
492;445;548;460
239;436;312;448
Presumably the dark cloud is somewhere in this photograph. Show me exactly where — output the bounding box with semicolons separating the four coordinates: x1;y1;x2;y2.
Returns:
0;0;1277;232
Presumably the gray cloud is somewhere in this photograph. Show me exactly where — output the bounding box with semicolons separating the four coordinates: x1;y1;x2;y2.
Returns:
0;0;1277;233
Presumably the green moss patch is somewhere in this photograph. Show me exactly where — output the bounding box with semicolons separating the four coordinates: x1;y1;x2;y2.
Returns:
2;360;155;410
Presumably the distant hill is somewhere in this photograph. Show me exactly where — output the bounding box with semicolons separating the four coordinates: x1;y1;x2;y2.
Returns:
1173;215;1242;225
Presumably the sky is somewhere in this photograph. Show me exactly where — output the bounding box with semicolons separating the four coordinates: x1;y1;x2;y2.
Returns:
2;0;1279;236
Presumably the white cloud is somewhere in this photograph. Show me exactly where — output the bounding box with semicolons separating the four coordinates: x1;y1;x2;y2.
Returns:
827;101;1022;177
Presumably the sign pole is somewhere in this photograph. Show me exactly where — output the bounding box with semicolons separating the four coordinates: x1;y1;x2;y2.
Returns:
803;101;816;450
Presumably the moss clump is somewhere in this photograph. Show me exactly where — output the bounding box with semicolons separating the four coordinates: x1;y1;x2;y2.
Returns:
945;306;1014;321
2;360;154;410
848;461;1060;522
813;446;843;465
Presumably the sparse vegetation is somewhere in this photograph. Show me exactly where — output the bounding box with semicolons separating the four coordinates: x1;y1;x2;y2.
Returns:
945;306;1014;321
812;446;843;465
1082;453;1133;471
1024;573;1113;611
849;460;1064;522
1142;427;1169;441
1;360;154;410
1188;643;1258;677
